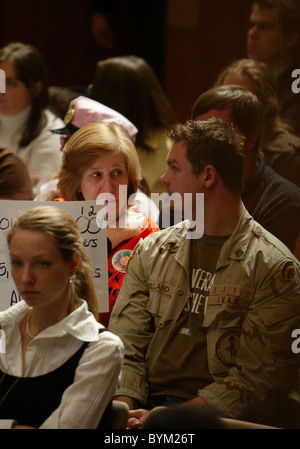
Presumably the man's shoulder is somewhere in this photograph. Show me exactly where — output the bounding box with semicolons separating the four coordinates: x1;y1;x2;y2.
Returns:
261;165;300;198
139;221;190;246
129;222;191;264
232;207;298;264
244;157;300;203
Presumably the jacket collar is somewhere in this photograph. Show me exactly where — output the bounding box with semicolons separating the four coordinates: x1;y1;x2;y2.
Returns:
216;204;254;268
158;204;254;270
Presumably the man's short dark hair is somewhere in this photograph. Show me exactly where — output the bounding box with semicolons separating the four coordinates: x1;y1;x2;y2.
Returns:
169;118;245;193
191;85;264;153
252;0;300;36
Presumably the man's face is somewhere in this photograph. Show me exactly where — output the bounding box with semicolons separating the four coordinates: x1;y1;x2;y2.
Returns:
247;5;296;70
193;108;233;123
160;141;204;218
221;73;256;95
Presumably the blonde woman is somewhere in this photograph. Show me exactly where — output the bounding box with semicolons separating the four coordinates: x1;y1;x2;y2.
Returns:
0;206;123;429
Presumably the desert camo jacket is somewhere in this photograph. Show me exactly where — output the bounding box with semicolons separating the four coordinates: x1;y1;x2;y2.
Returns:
109;205;300;422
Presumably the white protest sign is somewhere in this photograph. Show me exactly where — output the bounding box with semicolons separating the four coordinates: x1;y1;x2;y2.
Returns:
0;200;108;312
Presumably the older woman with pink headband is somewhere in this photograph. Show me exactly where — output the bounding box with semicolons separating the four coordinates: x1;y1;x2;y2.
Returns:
40;96;159;326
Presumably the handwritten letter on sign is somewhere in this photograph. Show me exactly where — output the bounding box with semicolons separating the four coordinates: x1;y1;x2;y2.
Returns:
0;201;108;312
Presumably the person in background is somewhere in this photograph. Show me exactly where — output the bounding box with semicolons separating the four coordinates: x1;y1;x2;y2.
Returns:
56;121;159;326
247;0;300;135
89;55;176;200
191;85;300;254
0;147;33;200
217;57;300;188
35;95;160;224
109;118;300;429
89;0;167;81
47;86;78;121
0;42;64;193
0;206;123;429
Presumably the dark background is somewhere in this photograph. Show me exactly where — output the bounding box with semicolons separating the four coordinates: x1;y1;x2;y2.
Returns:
0;0;253;122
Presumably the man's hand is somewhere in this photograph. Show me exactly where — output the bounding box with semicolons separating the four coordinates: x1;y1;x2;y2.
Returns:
127;409;150;429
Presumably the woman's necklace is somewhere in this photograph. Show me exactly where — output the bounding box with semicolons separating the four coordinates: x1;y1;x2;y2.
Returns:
25;309;37;339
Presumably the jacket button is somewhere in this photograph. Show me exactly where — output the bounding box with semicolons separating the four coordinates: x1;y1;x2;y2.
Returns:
176;288;183;295
158;322;164;328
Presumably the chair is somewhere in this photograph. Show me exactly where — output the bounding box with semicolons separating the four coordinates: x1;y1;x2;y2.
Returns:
142;405;226;429
143;406;280;429
98;400;129;429
219;418;279;429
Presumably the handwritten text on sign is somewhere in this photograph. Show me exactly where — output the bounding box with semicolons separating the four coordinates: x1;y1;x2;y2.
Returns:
0;201;108;312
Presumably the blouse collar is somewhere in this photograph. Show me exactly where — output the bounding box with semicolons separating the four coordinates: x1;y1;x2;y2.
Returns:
0;299;101;342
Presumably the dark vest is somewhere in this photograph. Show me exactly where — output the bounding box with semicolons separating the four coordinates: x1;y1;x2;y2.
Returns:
0;341;89;428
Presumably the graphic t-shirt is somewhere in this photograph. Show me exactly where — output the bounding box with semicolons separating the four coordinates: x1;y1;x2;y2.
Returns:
149;233;229;401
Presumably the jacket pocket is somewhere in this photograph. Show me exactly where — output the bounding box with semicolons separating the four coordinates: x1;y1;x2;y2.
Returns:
146;291;173;319
203;301;250;376
255;300;300;327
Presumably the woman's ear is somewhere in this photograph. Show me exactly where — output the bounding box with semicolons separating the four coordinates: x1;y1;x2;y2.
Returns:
32;81;43;97
70;251;81;276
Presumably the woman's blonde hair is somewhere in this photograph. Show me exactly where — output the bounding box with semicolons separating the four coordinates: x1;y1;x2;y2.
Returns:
57;121;141;201
6;206;99;318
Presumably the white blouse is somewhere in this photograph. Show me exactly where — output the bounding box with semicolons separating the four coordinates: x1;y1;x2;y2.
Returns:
0;107;63;193
0;300;124;429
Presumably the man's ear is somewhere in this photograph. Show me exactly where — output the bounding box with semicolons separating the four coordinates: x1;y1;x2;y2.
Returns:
202;165;218;188
244;126;260;155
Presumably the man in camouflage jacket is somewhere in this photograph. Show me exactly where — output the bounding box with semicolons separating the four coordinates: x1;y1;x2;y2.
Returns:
109;119;300;428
